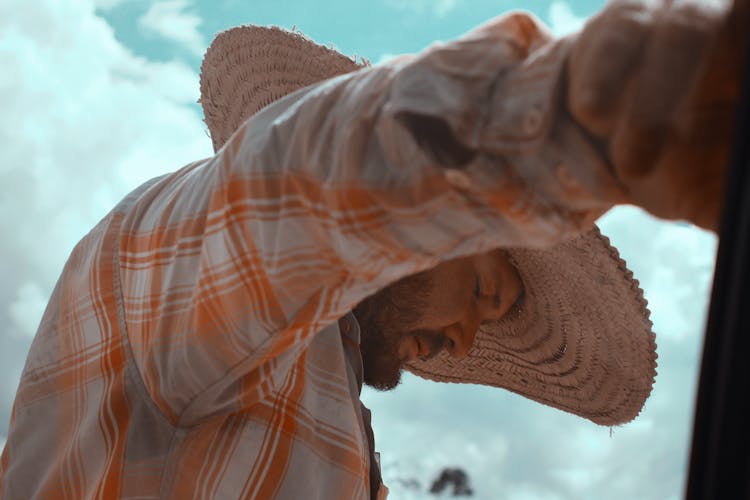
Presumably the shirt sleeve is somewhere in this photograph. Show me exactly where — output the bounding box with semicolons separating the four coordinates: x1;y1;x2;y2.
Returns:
117;11;617;425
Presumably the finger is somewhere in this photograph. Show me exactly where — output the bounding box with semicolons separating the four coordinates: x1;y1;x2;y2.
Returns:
610;1;717;179
567;0;654;137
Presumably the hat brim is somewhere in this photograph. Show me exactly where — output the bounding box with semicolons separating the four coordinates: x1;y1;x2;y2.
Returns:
200;26;657;426
406;227;656;426
200;25;363;152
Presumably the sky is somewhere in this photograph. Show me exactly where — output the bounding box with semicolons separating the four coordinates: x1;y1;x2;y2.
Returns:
0;0;720;499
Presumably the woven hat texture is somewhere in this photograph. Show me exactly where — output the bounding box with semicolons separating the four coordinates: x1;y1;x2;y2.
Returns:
200;26;362;152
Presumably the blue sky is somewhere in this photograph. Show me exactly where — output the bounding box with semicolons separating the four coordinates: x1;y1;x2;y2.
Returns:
97;0;604;60
0;1;719;498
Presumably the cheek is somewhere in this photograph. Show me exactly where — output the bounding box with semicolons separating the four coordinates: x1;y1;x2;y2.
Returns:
419;274;475;329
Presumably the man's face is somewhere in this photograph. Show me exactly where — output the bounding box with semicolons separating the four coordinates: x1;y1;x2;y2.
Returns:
354;250;523;390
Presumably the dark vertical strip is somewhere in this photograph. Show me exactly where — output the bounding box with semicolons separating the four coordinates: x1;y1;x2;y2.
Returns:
686;5;750;499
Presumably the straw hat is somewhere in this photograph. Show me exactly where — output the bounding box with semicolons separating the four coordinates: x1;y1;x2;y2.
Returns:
199;25;657;426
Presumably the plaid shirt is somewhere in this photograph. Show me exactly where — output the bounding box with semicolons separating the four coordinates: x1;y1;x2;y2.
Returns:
1;12;612;499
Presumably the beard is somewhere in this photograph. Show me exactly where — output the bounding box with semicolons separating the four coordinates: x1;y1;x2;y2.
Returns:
358;318;404;391
353;271;433;391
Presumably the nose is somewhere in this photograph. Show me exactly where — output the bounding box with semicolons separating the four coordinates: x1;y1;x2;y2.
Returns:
443;311;481;358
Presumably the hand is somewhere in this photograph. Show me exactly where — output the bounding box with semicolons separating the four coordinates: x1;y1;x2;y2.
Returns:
566;0;747;231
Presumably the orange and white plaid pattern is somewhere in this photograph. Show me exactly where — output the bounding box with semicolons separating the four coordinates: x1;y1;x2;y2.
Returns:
1;13;603;499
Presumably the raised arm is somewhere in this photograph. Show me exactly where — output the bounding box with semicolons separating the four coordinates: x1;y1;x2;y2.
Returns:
120;0;742;423
118;13;614;425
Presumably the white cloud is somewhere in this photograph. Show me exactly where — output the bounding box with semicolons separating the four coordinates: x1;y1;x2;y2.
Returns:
384;0;459;18
8;282;48;339
433;0;458;18
548;0;587;36
138;0;206;56
92;0;130;10
0;0;212;431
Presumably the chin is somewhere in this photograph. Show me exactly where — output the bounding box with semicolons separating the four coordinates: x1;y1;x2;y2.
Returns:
363;366;403;392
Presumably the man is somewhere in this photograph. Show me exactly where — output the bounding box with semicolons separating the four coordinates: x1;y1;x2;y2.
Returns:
0;0;744;498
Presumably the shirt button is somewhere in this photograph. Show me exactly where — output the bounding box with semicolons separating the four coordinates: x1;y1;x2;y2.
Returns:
444;169;473;190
